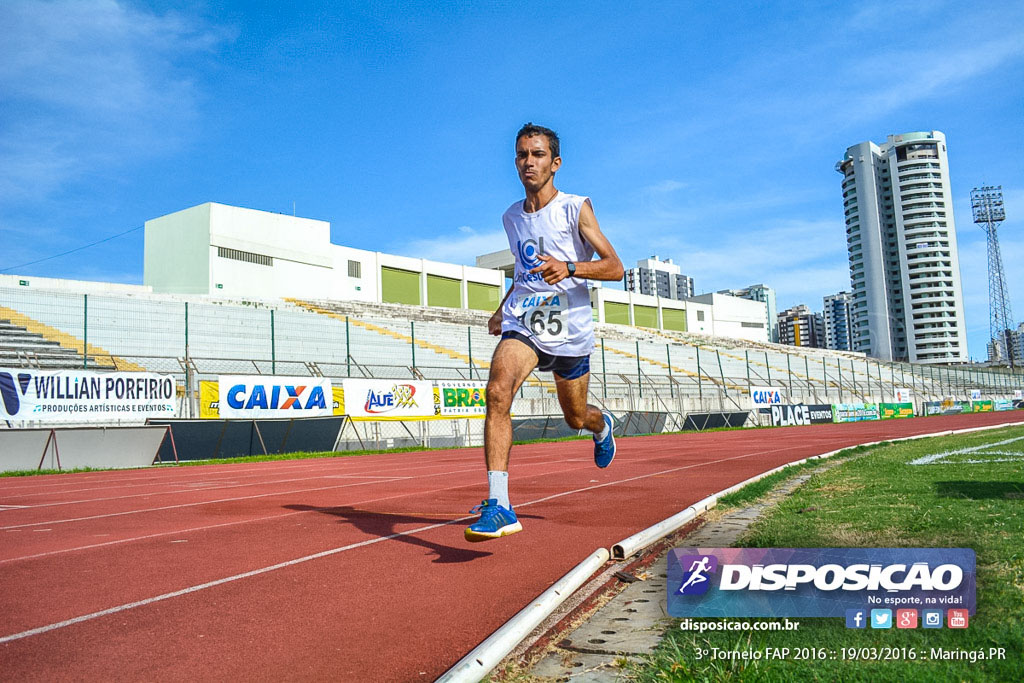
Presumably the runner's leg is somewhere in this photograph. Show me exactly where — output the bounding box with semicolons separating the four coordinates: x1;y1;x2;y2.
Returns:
554;372;604;433
484;337;539;472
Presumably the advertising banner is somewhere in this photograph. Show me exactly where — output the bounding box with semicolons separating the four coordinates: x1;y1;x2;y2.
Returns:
879;402;915;420
970;389;982;400
0;368;176;423
342;379;434;420
993;399;1014;412
217;376;333;419
760;404;833;427
832;403;880;423
433;380;487;417
1014;390;1023;400
668;547;975;618
924;400;969;416
894;388;914;403
750;386;785;406
199;380;343;419
970;400;994;413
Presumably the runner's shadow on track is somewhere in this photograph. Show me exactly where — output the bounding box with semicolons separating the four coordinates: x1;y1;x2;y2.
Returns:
282;505;541;563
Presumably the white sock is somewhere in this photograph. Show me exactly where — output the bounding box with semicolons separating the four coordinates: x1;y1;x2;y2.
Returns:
594;421;610;442
488;470;510;509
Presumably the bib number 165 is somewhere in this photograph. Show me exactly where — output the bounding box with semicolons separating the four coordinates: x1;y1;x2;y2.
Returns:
515;294;568;342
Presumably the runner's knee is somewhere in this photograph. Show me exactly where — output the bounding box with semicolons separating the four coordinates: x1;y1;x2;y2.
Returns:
564;413;586;430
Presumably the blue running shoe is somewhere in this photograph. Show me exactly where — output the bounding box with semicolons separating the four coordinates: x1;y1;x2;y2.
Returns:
594;411;616;468
465;499;522;542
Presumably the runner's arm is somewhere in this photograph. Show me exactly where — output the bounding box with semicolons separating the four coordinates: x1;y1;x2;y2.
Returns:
530;200;624;284
488;285;514;335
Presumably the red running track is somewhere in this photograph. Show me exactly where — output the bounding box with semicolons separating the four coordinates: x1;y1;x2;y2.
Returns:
1;412;1022;681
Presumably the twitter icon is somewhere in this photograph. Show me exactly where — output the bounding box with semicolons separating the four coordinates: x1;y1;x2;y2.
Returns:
870;609;892;629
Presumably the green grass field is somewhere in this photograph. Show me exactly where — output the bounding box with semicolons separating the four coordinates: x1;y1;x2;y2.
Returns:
633;425;1024;682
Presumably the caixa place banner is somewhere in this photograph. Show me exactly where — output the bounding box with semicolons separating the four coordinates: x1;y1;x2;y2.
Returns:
0;368;176;423
760;404;833;427
218;376;333;419
342;379;435;420
668;548;975;618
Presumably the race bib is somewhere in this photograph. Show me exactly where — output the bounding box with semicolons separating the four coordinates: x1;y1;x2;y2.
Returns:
513;292;568;342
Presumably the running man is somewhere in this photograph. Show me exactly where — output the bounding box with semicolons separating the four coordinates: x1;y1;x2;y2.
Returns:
465;123;624;542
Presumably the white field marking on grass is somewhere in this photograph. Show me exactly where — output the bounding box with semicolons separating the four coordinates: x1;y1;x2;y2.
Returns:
907;436;1024;465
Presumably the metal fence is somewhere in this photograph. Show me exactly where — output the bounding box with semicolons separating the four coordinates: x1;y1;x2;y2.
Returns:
4;286;1023;423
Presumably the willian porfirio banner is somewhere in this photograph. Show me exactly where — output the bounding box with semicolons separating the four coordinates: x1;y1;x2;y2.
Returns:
0;368;176;423
217;376;334;419
668;548;975;618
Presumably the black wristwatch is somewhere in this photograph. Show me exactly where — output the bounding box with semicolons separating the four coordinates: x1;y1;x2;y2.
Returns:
566;262;576;277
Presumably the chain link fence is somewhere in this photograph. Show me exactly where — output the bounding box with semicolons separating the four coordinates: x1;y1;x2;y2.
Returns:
4;286;1023;435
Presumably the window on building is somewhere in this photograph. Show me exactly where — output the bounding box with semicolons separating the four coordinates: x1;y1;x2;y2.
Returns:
217;247;273;266
696;310;705;321
347;260;361;278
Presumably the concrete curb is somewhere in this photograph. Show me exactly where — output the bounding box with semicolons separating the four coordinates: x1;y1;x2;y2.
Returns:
440;420;1021;682
437;548;610;683
612;420;1021;561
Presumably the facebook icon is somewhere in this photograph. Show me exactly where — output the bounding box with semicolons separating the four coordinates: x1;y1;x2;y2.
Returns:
845;609;867;629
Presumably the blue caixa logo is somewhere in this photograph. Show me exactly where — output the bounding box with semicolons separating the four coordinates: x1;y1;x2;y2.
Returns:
675;554;718;595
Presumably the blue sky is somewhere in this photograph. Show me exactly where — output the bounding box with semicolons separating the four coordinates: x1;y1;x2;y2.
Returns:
2;0;1022;360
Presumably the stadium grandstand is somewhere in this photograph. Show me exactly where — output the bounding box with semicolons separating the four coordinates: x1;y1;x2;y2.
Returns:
3;202;1021;445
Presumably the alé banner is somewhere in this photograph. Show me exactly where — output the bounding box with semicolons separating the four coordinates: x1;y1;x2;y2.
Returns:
668;548;975;618
0;368;176;423
342;379;434;420
218;376;333;419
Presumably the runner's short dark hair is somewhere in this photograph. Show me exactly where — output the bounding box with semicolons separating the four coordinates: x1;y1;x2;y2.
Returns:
516;123;560;158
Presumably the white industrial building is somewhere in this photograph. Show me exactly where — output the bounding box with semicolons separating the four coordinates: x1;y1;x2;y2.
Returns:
718;284;778;343
144;203;504;311
836;131;969;364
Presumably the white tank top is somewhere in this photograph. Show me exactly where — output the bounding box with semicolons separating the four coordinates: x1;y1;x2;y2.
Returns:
500;191;596;357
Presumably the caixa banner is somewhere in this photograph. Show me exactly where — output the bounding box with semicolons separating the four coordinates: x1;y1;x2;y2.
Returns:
668;548;975;618
218;376;333;419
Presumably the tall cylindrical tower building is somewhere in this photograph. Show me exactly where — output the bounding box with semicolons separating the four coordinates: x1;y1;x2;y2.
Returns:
836;131;968;364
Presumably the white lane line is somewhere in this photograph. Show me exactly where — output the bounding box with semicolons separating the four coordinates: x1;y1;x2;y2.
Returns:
0;439;813;643
4;473;409;510
0;516;472;645
0;467;480;530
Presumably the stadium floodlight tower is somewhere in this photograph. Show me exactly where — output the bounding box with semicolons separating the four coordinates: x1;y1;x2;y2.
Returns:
971;185;1015;367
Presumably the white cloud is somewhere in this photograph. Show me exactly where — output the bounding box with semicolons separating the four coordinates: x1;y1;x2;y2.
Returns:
0;0;231;201
396;226;509;266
